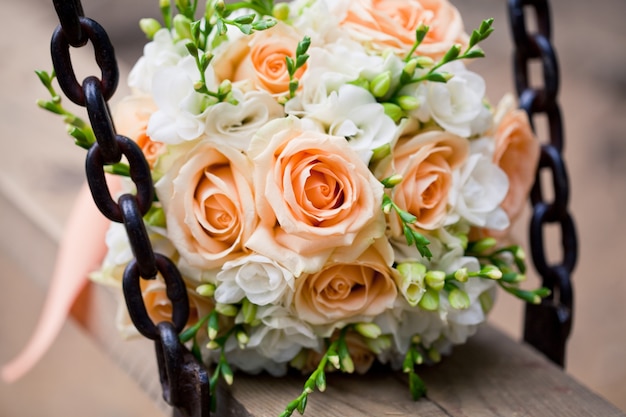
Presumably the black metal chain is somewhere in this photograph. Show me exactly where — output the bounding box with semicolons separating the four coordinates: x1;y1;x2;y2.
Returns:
49;1;210;415
508;0;578;367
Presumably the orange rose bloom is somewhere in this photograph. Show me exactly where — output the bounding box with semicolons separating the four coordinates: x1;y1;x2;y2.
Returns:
391;130;468;231
339;0;468;59
493;108;540;223
213;23;306;96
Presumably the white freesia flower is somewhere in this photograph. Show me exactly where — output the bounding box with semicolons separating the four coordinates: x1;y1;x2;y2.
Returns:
225;305;321;375
215;254;295;306
407;62;492;137
204;89;285;150
304;84;398;164
147;56;217;144
438;278;496;345
128;28;188;93
447;151;510;230
285;39;383;115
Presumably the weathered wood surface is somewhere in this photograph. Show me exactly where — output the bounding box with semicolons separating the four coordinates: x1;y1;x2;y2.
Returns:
219;325;625;417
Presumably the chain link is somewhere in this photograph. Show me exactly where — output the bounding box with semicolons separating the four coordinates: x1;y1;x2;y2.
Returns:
508;0;578;366
49;1;210;414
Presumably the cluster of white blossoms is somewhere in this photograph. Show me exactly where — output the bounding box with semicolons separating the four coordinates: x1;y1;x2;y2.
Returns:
94;0;541;384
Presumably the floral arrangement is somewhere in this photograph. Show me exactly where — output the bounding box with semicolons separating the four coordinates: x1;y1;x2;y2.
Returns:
37;0;546;414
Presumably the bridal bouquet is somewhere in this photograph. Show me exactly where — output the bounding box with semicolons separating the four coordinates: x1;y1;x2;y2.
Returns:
38;0;546;414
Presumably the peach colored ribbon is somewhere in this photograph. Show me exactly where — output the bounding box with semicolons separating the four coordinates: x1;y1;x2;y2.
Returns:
2;179;119;382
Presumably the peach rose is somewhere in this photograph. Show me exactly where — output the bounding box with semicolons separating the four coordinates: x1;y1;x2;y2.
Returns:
391;130;469;231
246;117;386;276
293;242;397;326
493;107;540;223
114;94;164;167
213;23;307;96
154;140;257;270
338;0;468;59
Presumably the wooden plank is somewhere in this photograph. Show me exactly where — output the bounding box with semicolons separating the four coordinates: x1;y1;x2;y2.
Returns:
217;325;625;417
421;325;626;417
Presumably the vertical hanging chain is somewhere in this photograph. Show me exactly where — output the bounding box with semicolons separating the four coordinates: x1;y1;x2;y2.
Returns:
508;0;578;366
49;1;210;415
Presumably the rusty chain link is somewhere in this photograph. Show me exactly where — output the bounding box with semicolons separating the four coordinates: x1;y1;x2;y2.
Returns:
508;0;578;366
49;0;210;415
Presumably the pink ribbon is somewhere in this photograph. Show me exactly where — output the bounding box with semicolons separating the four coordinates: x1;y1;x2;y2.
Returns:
2;178;119;382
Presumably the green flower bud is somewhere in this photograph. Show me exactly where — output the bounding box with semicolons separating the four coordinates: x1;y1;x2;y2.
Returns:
448;287;470;310
382;102;404;123
397;95;421;111
370;143;391;165
365;335;392;354
218;79;232;95
354;322;382;339
216;303;238;317
425;270;445;291
453;267;469;283
416;56;435;67
173;14;193;40
381;174;403;188
242;298;257;324
370;71;392;98
402;58;418;78
315;370;327;392
418;288;439;311
328;353;340;369
273;3;290;21
427;347;441;363
341;354;355;374
481;265;502;280
196;283;216;297
221;361;234;385
236;329;249;348
349;78;370;90
471;237;497;253
208;311;219;340
206;340;220;350
139;18;162;40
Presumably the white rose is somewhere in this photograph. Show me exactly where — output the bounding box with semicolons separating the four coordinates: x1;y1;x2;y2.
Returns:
408;62;492;137
204;89;284;151
128;29;188;93
447;151;510;230
215;254;295;306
